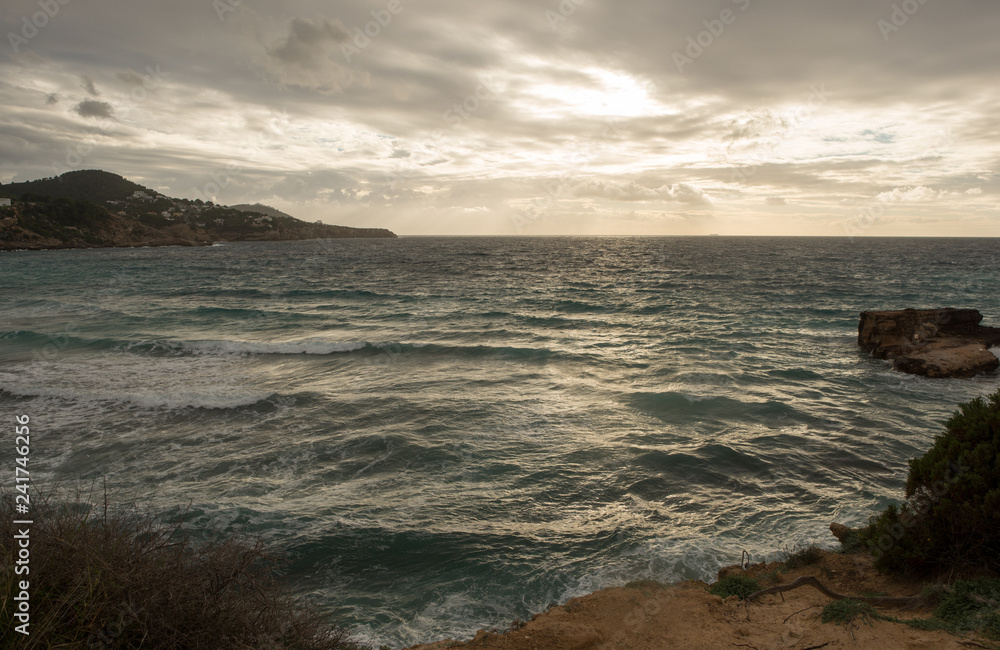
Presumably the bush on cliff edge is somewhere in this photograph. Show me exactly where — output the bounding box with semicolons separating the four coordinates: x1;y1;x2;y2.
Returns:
0;487;359;649
861;389;1000;574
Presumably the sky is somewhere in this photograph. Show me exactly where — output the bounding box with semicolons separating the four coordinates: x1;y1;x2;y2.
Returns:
1;0;999;236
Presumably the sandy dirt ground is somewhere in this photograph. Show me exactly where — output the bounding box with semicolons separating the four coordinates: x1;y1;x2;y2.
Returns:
405;550;992;650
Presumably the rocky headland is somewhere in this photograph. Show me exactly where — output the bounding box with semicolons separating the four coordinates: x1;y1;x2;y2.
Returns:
859;308;1000;378
0;170;396;251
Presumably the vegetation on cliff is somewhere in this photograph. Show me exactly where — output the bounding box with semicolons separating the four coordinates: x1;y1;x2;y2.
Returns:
857;389;1000;575
8;195;112;244
1;170;151;203
0;487;362;649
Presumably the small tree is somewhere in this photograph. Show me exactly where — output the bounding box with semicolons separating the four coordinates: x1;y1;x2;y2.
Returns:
864;389;1000;574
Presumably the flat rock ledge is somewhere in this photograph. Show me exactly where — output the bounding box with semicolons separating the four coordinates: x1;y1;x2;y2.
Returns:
859;308;1000;378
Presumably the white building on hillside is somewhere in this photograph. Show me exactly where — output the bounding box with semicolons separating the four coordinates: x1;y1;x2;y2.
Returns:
0;198;11;207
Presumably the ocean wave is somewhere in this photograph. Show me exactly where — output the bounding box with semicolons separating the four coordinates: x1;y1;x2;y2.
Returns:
162;287;273;299
765;368;826;381
158;339;573;362
0;330;595;364
191;306;272;317
519;298;612;314
626;390;805;423
0;384;274;410
0;331;370;357
0;353;276;410
0;329;118;354
169;338;368;356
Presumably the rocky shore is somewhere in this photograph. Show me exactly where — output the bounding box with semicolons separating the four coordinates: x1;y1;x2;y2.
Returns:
405;546;980;649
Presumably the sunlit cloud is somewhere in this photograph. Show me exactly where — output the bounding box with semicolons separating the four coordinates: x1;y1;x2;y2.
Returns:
1;0;998;235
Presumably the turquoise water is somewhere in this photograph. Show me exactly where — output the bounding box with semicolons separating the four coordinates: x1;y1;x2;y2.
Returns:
1;236;998;647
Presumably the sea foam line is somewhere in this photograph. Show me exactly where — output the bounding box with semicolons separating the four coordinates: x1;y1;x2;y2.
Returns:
175;338;367;356
0;384;274;410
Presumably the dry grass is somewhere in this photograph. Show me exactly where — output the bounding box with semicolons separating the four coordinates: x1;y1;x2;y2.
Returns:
0;485;362;649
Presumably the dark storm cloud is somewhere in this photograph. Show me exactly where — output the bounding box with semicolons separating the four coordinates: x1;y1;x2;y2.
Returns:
260;15;364;93
268;17;350;67
115;70;144;86
74;100;114;119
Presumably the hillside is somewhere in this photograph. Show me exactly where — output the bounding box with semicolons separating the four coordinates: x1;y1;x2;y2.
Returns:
0;170;396;250
228;203;295;220
0;170;155;203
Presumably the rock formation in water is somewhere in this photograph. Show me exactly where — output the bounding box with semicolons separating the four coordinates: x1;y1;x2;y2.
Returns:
858;308;1000;378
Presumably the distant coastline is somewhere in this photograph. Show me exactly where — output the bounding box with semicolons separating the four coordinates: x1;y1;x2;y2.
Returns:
0;170;396;251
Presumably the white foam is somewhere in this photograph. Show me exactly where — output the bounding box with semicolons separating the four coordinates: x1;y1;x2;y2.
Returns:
0;354;271;410
2;386;271;410
177;338;366;356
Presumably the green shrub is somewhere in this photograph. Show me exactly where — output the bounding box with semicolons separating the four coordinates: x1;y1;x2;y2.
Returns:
821;599;877;626
860;389;1000;574
709;575;761;600
933;578;1000;640
887;579;1000;641
783;545;823;569
837;528;866;554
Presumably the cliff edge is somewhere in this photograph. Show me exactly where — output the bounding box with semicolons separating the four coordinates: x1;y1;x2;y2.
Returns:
405;549;979;650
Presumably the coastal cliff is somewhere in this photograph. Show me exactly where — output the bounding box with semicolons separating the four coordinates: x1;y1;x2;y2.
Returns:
405;549;976;649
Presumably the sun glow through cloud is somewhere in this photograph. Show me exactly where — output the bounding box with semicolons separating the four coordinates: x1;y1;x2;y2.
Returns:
0;0;998;236
516;67;664;120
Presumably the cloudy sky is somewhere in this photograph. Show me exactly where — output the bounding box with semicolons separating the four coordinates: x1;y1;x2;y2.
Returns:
2;0;998;235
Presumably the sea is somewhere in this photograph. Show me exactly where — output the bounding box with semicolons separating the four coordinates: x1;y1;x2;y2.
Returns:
1;236;998;648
